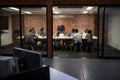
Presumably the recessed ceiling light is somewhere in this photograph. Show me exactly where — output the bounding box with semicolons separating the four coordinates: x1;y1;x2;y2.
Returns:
24;11;32;14
86;7;93;10
83;11;88;14
8;7;19;11
53;11;59;14
53;7;61;14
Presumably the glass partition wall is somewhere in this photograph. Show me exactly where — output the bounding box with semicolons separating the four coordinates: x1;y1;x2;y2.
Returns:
0;7;47;56
21;7;47;56
53;6;98;58
104;7;120;57
0;7;20;55
1;6;120;58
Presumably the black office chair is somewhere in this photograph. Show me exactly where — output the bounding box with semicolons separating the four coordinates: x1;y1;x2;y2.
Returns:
73;42;82;53
86;41;93;53
64;40;74;51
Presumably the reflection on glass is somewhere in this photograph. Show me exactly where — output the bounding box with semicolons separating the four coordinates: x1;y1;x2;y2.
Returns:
0;7;20;55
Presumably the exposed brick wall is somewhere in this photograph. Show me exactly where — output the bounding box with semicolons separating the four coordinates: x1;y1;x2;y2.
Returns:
12;14;96;36
12;14;97;43
53;14;96;35
23;14;46;34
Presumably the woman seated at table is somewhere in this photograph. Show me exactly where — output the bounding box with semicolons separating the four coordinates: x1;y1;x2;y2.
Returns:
40;27;46;37
64;28;75;48
86;30;93;52
81;29;88;51
73;29;82;52
68;28;75;37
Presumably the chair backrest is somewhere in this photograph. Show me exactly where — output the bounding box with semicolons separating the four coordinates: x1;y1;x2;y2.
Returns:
13;47;43;73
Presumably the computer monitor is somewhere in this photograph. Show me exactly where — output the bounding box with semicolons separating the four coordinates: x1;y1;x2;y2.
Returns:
13;47;43;73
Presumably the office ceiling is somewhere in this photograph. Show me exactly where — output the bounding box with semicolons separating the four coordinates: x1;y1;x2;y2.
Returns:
0;6;98;15
53;6;98;14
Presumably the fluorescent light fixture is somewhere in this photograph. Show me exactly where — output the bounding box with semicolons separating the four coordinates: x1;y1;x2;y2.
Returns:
53;7;61;14
8;7;19;11
24;11;32;14
52;7;55;11
41;7;46;12
83;11;88;14
86;7;93;10
53;11;59;14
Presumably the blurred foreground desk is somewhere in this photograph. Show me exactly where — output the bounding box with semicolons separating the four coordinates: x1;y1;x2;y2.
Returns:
50;67;78;80
0;56;15;77
1;65;78;80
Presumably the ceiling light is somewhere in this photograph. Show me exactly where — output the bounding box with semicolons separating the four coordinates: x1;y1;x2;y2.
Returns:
41;7;46;12
83;11;88;14
8;7;19;11
53;7;61;14
86;7;93;10
24;11;32;14
53;11;59;14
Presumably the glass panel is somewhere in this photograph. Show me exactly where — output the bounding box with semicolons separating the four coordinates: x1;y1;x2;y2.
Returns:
53;6;98;58
21;7;47;56
104;7;120;57
0;7;20;55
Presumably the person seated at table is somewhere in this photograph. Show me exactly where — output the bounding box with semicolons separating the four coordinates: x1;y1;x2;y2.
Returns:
73;29;82;52
24;28;37;50
81;29;88;51
64;28;75;47
86;30;93;52
30;27;36;33
40;27;46;37
68;28;75;37
82;29;88;38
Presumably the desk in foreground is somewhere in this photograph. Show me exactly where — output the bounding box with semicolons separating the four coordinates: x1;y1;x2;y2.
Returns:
50;67;79;80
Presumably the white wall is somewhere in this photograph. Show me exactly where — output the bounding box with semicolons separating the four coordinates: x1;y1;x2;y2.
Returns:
1;16;12;46
107;8;120;50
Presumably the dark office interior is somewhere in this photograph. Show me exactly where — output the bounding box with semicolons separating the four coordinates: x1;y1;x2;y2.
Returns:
0;0;120;80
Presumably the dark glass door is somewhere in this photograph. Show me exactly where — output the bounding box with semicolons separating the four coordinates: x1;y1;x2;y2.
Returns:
104;7;120;58
97;6;105;57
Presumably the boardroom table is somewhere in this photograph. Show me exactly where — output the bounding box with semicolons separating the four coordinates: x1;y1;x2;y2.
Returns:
17;35;97;41
17;35;97;51
36;35;97;40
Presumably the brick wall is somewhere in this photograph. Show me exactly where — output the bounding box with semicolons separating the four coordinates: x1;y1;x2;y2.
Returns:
23;14;46;34
12;14;96;40
53;14;96;35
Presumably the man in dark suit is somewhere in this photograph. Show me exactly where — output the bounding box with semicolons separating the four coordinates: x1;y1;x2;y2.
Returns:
57;24;65;33
57;21;65;33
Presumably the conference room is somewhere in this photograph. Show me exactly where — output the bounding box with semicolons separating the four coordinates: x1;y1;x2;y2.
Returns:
0;6;120;58
0;6;98;58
